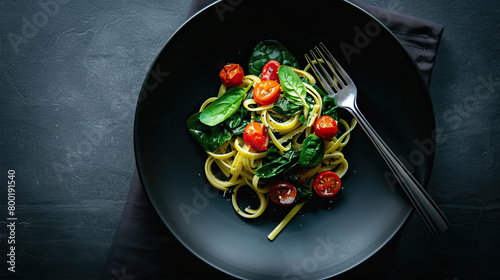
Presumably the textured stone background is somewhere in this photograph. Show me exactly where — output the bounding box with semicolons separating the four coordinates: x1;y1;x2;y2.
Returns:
1;0;499;279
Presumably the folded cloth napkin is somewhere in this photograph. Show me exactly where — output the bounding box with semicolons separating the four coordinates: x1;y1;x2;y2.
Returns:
102;1;443;279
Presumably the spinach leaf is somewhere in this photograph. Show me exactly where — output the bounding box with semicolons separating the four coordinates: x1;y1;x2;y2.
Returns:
186;112;232;152
295;185;313;204
265;142;281;162
256;150;301;179
322;95;339;121
248;40;300;76
200;84;251;126
273;78;314;122
224;89;261;135
299;134;325;169
279;65;308;107
272;94;314;126
224;106;250;135
298;94;317;126
272;96;302;118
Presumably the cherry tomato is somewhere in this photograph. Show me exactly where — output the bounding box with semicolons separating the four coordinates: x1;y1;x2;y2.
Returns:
253;80;281;106
261;60;280;82
219;64;244;88
314;115;338;141
313;171;341;197
243;122;269;152
269;181;297;206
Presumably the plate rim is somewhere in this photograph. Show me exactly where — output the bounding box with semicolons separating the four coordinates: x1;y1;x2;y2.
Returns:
133;0;435;278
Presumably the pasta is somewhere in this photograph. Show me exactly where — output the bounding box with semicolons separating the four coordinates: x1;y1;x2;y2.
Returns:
187;41;357;240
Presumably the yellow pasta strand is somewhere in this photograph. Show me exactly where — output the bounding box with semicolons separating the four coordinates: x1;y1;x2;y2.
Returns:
266;111;300;133
205;157;243;191
289;66;317;84
232;183;268;219
217;85;226;97
200;97;217;111
243;99;274;112
268;129;291;153
194;62;358;240
268;201;307;240
234;137;267;160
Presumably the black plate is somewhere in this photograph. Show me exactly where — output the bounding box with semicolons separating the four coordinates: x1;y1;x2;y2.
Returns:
134;0;435;279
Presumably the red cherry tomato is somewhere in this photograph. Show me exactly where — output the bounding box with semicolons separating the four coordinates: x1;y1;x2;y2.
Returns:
253;80;281;106
313;171;341;197
243;122;269;152
314;115;338;141
261;60;280;82
269;181;297;206
219;64;244;88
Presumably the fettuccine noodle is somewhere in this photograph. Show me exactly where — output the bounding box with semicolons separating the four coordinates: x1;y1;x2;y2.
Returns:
198;63;357;240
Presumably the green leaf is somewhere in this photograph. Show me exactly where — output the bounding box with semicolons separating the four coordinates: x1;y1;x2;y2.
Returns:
256;150;301;179
321;95;339;121
299;134;325;169
272;96;303;118
278;65;308;107
298;94;316;126
248;40;300;76
200;84;251;126
223;89;260;135
224;105;250;136
265;142;281;162
295;185;313;203
186;112;232;152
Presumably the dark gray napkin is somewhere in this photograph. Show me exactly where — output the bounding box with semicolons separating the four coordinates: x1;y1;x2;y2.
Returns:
102;1;443;279
349;0;443;86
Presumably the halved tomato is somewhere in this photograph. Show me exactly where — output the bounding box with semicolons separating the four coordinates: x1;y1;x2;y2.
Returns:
269;181;297;206
253;80;281;106
243;122;269;152
261;60;280;82
313;171;341;197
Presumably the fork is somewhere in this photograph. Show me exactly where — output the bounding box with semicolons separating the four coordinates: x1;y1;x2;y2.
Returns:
305;43;449;234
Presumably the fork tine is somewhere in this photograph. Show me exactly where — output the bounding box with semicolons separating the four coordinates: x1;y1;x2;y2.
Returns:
305;53;339;94
309;50;341;92
318;42;349;87
315;46;347;89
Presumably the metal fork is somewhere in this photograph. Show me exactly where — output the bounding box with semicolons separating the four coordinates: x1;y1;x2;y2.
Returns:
305;43;449;234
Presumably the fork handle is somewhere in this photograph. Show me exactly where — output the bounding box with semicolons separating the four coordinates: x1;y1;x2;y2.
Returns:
347;103;449;234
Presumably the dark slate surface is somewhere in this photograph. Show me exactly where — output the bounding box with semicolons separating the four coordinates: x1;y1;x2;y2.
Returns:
1;0;499;279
